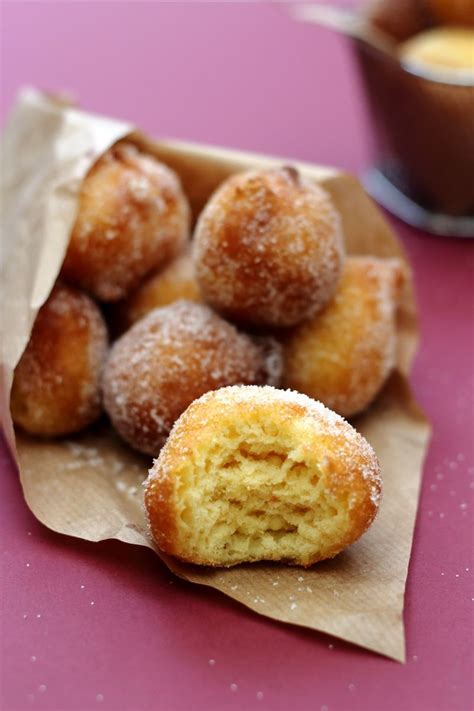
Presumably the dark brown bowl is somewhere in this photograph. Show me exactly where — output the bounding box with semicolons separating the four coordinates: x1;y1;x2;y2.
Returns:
353;38;474;234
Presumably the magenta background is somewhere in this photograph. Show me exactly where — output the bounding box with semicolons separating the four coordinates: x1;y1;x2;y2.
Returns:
1;2;473;711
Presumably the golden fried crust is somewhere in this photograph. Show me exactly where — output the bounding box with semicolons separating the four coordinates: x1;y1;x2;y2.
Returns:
113;249;202;333
283;256;405;418
145;385;381;568
193;167;345;328
103;301;283;456
11;283;108;436
62;142;191;302
428;0;474;26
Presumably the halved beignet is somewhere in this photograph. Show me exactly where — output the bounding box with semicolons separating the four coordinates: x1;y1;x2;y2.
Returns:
145;385;381;567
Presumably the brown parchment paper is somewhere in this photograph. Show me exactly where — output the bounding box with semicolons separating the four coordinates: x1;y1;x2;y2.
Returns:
1;89;431;663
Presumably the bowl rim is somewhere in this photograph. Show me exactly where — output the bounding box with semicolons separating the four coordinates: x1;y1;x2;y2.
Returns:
354;38;474;87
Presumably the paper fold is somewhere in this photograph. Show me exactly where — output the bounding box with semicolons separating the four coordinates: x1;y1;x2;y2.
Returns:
1;90;431;662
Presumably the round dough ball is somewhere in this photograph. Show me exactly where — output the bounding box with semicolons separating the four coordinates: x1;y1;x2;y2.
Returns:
103;301;283;455
11;283;108;436
283;256;405;418
193;167;345;328
115;249;201;332
399;27;474;73
428;0;474;26
62;142;191;302
145;385;381;567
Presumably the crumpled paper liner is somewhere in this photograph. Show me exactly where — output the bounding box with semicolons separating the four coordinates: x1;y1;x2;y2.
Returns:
1;89;431;662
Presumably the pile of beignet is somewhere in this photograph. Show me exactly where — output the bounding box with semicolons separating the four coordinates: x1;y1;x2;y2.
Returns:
12;141;406;567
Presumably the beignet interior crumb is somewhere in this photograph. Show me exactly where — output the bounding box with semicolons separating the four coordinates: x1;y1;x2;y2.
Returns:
146;385;380;567
173;422;351;565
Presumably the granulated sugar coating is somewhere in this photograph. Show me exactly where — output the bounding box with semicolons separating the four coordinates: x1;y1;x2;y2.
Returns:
145;384;381;567
103;301;283;456
62;142;191;302
193;166;345;328
283;256;406;417
11;283;108;436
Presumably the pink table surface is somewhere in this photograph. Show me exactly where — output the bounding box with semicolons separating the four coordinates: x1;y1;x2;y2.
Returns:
1;2;473;710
